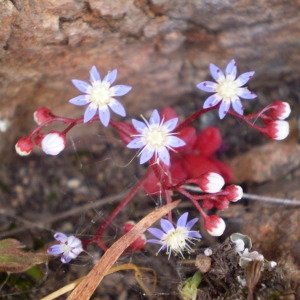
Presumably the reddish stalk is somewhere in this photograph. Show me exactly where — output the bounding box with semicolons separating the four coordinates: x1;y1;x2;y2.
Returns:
84;169;152;250
175;104;220;132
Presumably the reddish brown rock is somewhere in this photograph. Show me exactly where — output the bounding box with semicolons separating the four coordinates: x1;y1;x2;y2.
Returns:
0;0;299;153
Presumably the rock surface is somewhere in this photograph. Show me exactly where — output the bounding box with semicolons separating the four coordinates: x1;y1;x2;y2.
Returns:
0;0;299;152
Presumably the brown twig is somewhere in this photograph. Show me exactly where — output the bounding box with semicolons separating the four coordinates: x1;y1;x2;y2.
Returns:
67;200;180;300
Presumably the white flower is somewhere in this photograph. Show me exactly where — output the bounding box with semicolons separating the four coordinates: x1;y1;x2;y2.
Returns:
233;238;246;253
47;232;83;264
69;66;132;126
239;248;264;267
41;132;66;155
197;59;257;119
147;212;201;259
126;109;186;166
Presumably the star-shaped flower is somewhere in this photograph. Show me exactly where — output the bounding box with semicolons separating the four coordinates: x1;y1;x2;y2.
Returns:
47;232;83;264
69;66;132;126
126;109;186;166
197;59;257;119
147;212;201;258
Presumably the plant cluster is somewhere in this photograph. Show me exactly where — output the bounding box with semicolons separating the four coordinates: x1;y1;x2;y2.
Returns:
13;59;291;297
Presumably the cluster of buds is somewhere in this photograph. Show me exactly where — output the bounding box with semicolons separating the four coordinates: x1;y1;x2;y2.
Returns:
15;127;67;156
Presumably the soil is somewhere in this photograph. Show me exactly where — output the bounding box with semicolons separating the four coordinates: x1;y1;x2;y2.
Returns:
0;83;299;299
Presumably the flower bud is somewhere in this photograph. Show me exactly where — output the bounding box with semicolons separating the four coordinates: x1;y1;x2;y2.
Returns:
41;132;66;155
265;120;289;140
33;133;45;147
224;185;243;202
33;107;53;125
268;101;291;120
202;197;229;210
197;172;225;193
15;137;33;156
204;215;226;236
123;221;146;251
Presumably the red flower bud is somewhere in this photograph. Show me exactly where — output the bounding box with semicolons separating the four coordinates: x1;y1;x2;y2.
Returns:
33;107;53;125
268;101;291;120
264;120;289;140
187;172;225;193
204;215;226;236
224;185;243;202
123;221;146;251
15;137;33;156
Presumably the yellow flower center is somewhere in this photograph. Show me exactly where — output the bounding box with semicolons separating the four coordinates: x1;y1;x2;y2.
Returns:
142;125;168;150
215;78;238;100
90;83;112;107
163;228;188;253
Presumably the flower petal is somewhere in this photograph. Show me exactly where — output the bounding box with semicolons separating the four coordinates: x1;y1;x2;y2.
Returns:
147;238;163;245
196;81;217;93
147;228;165;239
72;79;91;93
67;236;82;248
99;106;111;127
103;69;117;85
83;103;97;123
139;147;154;164
167;136;186;148
203;94;222;108
90;66;100;83
71;247;83;256
150;109;160;125
108;98;126;117
218;101;230;119
54;232;68;242
186;217;199;229
235;71;255;86
177;212;188;227
225;59;237;80
160;218;175;233
163;118;178;132
61;255;72;264
110;85;132;96
236;88;257;99
126;137;144;149
188;231;202;239
69;95;90;106
132;119;147;133
209;63;225;82
158;147;170;165
47;245;63;255
231;98;244;115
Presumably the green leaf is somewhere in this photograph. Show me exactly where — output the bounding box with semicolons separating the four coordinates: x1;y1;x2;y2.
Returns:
0;239;48;273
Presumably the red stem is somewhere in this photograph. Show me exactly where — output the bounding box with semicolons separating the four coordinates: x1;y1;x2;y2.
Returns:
175;104;220;132
109;119;133;139
176;187;207;219
83;169;152;250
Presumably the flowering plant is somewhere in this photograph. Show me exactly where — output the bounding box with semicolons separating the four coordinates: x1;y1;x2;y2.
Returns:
14;59;291;297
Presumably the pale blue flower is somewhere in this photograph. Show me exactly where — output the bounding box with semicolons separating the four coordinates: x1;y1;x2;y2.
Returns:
197;59;257;119
47;232;83;263
69;66;132;126
126;109;186;166
147;212;201;258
